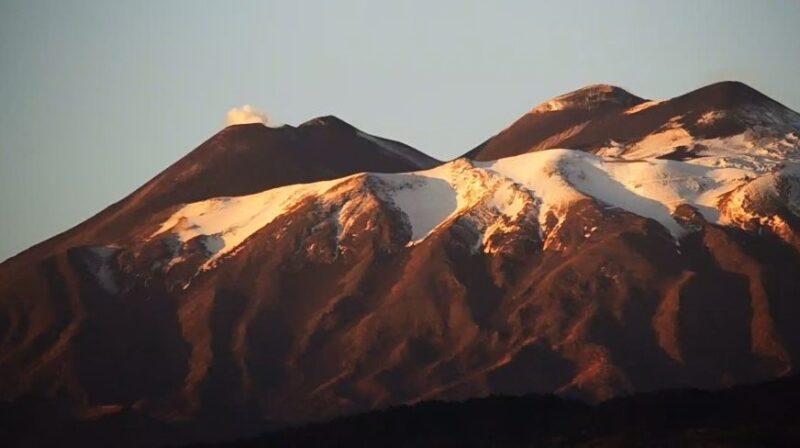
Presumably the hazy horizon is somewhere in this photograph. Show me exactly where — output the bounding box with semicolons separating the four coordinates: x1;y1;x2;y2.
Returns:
2;0;800;261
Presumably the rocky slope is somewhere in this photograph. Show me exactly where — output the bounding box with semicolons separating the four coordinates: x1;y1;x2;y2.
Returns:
1;82;800;445
0;116;437;270
465;81;800;163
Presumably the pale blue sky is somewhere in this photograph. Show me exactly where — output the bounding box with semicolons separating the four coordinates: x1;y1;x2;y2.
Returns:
1;0;799;261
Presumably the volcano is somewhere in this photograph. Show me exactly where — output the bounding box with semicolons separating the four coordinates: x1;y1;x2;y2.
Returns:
2;82;800;446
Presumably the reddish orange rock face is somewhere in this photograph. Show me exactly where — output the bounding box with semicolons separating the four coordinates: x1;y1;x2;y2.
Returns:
1;82;800;444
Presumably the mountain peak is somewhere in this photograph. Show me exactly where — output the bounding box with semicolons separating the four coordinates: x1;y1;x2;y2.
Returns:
676;80;778;109
299;115;355;130
531;84;646;113
219;121;281;133
4;80;800;446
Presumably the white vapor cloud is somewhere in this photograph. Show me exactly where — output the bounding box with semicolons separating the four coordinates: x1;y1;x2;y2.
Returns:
225;105;271;126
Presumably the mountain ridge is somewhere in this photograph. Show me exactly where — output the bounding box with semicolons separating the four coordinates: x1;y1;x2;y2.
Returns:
0;118;438;267
464;80;800;161
529;83;646;113
1;80;800;446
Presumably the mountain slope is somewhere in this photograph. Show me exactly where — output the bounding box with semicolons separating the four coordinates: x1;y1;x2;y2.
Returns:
465;81;800;162
1;82;800;446
1;118;437;269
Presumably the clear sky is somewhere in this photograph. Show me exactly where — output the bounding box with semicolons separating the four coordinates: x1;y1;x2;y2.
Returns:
1;0;799;261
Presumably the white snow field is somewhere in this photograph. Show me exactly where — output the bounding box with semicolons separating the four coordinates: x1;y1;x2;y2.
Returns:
151;133;799;267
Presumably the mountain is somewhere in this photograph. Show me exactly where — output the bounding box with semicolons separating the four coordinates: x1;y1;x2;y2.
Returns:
1;82;800;446
465;81;800;162
1;117;437;268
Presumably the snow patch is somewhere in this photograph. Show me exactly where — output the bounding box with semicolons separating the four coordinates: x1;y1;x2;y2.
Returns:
481;150;585;227
376;167;461;244
623;121;693;159
697;110;726;126
485;149;762;237
624;100;663;115
151;177;346;268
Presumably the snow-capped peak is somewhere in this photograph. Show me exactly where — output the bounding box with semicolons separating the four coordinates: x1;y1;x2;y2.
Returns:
531;84;646;113
149;138;800;271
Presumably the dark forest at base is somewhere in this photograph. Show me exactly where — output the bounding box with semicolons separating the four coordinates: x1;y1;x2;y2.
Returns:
3;374;799;448
194;374;800;448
